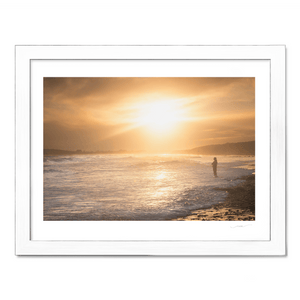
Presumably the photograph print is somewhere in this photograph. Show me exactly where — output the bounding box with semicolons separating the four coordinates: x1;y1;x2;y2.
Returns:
43;77;255;221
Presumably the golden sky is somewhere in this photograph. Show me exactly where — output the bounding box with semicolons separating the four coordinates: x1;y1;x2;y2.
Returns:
44;77;255;152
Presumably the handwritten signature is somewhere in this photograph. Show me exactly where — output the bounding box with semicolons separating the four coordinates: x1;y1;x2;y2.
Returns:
230;224;252;229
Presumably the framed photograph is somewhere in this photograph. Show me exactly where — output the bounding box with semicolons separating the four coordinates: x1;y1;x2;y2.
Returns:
16;45;286;255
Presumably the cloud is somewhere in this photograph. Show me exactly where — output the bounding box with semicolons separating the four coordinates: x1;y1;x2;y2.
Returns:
44;77;255;151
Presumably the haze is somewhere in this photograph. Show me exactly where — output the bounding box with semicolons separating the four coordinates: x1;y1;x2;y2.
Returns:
44;77;255;152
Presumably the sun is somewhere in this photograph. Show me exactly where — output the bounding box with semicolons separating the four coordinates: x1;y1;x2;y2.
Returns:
138;101;181;131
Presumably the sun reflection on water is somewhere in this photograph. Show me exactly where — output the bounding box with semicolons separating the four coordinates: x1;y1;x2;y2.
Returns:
155;171;166;180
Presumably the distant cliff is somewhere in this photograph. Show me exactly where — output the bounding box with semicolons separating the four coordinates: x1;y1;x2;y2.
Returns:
179;141;255;155
44;149;131;155
44;149;84;155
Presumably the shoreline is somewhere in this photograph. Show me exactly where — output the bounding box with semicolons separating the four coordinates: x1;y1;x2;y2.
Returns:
175;174;255;221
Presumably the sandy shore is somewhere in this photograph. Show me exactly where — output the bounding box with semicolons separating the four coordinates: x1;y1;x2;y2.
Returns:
176;174;255;221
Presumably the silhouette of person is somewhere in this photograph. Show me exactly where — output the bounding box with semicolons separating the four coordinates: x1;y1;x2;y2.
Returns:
212;157;217;177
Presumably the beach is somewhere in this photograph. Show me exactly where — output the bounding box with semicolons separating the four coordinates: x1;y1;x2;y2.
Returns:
176;174;255;221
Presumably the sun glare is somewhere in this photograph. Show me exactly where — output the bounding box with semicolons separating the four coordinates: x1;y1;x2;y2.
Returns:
138;101;181;131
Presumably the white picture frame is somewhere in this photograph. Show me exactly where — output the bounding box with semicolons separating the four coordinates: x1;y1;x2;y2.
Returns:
15;45;286;255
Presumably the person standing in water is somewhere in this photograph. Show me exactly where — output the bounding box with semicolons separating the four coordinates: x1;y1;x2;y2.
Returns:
212;157;218;177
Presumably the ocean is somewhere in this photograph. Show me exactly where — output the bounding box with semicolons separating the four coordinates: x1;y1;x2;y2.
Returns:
43;154;255;221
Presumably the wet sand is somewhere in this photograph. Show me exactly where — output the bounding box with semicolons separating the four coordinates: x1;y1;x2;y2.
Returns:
176;174;255;221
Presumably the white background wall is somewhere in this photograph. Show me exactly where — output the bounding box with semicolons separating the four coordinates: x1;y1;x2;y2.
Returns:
1;1;298;299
